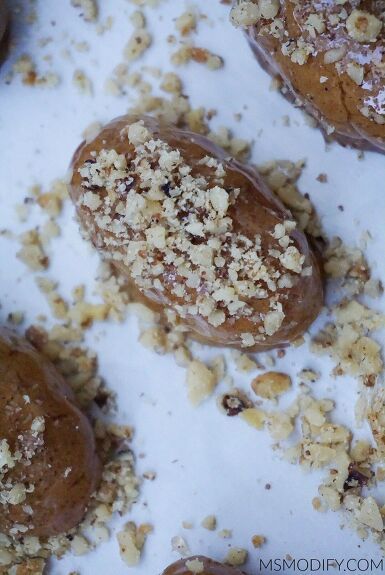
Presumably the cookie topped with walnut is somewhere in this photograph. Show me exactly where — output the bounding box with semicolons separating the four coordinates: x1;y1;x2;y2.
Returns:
70;115;323;351
0;328;101;538
231;0;385;153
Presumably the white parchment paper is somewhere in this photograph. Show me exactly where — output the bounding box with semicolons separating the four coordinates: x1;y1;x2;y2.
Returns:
0;1;384;573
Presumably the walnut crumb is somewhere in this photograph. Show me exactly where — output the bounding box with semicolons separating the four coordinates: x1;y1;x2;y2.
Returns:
251;534;266;548
251;371;292;400
71;0;98;22
201;515;217;531
224;547;248;567
117;522;152;566
186;361;217;406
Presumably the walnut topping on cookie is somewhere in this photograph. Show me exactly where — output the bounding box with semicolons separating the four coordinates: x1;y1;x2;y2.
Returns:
233;1;385;152
70;115;323;351
78;123;300;327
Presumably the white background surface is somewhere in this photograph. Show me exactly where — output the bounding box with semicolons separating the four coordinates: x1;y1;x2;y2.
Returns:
0;1;384;574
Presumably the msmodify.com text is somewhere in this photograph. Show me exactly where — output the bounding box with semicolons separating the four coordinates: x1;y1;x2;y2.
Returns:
258;558;384;572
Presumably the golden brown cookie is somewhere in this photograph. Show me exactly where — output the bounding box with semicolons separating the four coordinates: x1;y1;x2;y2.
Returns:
0;328;101;537
163;556;246;575
70;114;323;351
231;0;385;152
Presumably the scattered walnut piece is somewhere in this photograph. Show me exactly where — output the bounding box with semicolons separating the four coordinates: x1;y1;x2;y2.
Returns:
171;44;223;70
142;470;156;481
220;389;253;416
323;237;370;294
160;72;182;94
233;351;260;372
175;11;197;36
251;371;291;400
297;369;320;384
224;547;248;567
267;412;294;441
17;230;49;271
36;179;67;217
171;535;190;557
355;497;384;531
122;10;151;62
311;300;384;383
72;70;93;95
71;535;90;556
259;160;320;237
218;529;232;539
251;534;266;548
201;515;217;531
117;522;151;567
139;326;167;353
312;497;322;511
239;408;266;430
71;0;98;22
13;54;60;88
186;360;217;406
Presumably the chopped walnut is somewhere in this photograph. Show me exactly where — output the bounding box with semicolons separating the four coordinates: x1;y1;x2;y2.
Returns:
251;534;266;548
224;547;248;567
201;515;217;531
175;11;197;36
220;389;253;416
71;0;98;22
117;522;152;567
251;371;291;400
186;361;217;406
